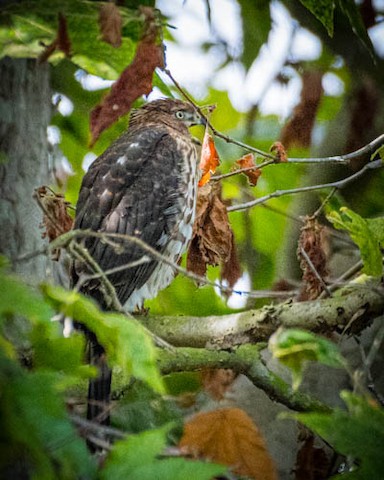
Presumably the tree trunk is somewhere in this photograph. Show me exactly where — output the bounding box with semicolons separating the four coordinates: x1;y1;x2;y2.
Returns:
0;57;51;284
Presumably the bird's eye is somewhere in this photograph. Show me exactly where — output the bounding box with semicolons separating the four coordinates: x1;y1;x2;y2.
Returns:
175;111;185;119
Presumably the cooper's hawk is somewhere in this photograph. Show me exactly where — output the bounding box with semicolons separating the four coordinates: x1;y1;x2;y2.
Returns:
71;98;204;425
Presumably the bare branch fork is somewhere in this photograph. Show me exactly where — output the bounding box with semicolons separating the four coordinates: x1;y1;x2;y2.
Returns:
228;158;383;212
164;68;384;166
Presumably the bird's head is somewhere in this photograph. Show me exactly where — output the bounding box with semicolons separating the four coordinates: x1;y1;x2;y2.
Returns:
129;98;206;134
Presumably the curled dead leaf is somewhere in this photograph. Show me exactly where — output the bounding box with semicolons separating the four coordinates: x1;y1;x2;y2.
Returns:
187;183;241;287
99;3;122;48
270;141;288;163
297;216;329;300
179;407;278;480
235;153;262;186
198;128;220;187
90;7;164;144
35;186;73;260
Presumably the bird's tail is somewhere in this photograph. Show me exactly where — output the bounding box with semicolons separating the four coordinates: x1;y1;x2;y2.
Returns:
87;337;112;426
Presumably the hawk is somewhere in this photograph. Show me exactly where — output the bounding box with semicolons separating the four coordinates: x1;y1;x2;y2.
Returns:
71;98;204;425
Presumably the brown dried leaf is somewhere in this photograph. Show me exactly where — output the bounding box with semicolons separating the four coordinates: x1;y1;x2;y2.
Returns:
179;407;278;480
36;186;73;260
198;128;220;187
90;7;164;144
294;433;331;480
270;141;288;163
99;3;122;48
38;13;71;63
280;70;323;149
221;234;241;289
187;183;240;282
235;153;262;186
201;368;237;401
297;217;329;301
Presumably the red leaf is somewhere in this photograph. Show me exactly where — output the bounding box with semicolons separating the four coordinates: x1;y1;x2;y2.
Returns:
38;13;71;63
90;7;164;144
235;153;262;186
198;128;220;187
99;3;122;48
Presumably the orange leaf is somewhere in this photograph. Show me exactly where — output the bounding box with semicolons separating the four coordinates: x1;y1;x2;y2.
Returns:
235;153;262;186
99;3;122;48
179;407;278;480
90;7;164;144
198;128;220;187
270;141;288;163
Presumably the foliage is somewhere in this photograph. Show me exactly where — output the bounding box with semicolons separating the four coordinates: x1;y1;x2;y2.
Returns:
0;268;96;478
291;392;384;479
101;423;225;480
1;0;384;478
327;207;384;277
269;328;345;390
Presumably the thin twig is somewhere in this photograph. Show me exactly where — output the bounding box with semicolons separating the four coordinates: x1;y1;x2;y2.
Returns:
228;159;383;212
299;245;332;298
165;69;384;166
211;160;274;181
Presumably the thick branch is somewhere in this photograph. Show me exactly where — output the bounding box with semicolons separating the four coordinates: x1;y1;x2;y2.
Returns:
158;345;331;412
139;285;384;348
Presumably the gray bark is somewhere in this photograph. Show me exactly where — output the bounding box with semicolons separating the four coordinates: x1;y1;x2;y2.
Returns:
0;57;51;284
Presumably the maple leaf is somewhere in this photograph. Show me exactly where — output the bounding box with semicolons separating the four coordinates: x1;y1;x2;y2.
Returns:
179;407;278;480
198;128;220;187
90;7;164;144
38;13;71;63
235;153;262;186
35;186;73;260
187;183;241;286
99;3;122;48
270;141;288;163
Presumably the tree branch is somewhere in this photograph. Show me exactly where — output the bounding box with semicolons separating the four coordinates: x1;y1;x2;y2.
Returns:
228;158;383;212
157;345;331;413
139;284;384;348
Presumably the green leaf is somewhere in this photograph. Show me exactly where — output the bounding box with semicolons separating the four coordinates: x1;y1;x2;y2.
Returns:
101;424;225;480
0;355;96;479
0;270;54;325
42;284;164;393
338;0;375;60
269;328;345;390
0;1;141;79
238;0;271;71
114;381;183;434
299;0;335;36
30;322;92;381
292;392;384;479
371;145;384;161
327;207;383;276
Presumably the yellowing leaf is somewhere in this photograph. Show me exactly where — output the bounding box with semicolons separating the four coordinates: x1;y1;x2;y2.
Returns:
198;129;220;187
179;407;278;480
